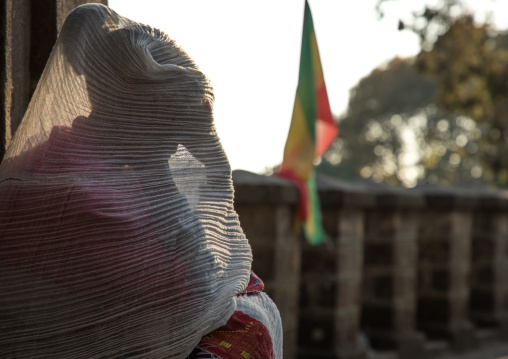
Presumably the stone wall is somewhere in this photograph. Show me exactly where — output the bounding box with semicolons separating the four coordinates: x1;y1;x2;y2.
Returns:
233;171;508;359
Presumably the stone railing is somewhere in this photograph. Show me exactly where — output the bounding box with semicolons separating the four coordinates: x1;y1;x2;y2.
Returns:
232;170;508;359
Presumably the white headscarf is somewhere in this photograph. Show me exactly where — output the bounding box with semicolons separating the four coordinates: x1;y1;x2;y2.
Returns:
0;4;252;358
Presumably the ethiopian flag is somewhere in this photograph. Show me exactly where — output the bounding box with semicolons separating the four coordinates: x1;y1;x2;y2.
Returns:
278;0;338;245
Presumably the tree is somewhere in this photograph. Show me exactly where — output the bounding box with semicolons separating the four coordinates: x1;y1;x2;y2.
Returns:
318;57;486;187
380;0;508;185
320;0;508;187
416;17;508;184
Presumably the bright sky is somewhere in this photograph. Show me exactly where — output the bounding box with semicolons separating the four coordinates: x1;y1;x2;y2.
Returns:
108;0;508;173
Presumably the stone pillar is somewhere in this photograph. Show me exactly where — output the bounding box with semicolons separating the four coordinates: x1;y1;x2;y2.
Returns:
417;187;478;351
2;0;31;160
232;170;301;359
470;190;508;336
361;185;426;359
1;0;107;162
297;175;374;359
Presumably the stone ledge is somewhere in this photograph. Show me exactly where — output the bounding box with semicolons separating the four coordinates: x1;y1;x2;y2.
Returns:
232;170;298;204
415;184;479;209
316;174;376;208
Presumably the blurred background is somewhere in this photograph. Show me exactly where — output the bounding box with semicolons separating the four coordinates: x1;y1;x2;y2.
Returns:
108;0;508;189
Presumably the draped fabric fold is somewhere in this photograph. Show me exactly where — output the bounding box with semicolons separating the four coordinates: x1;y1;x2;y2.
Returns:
0;4;279;358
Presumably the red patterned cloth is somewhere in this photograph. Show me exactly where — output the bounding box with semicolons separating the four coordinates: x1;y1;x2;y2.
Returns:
195;272;274;359
198;311;274;359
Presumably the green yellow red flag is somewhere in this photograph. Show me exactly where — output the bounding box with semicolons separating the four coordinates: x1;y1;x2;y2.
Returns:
278;0;338;244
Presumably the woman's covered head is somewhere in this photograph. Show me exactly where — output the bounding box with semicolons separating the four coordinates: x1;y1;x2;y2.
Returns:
59;4;214;127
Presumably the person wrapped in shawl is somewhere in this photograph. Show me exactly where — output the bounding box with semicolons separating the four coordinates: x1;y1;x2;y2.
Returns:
0;4;282;358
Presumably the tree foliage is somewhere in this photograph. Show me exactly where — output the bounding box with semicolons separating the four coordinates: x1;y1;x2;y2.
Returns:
416;14;508;184
320;0;508;187
318;58;486;187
